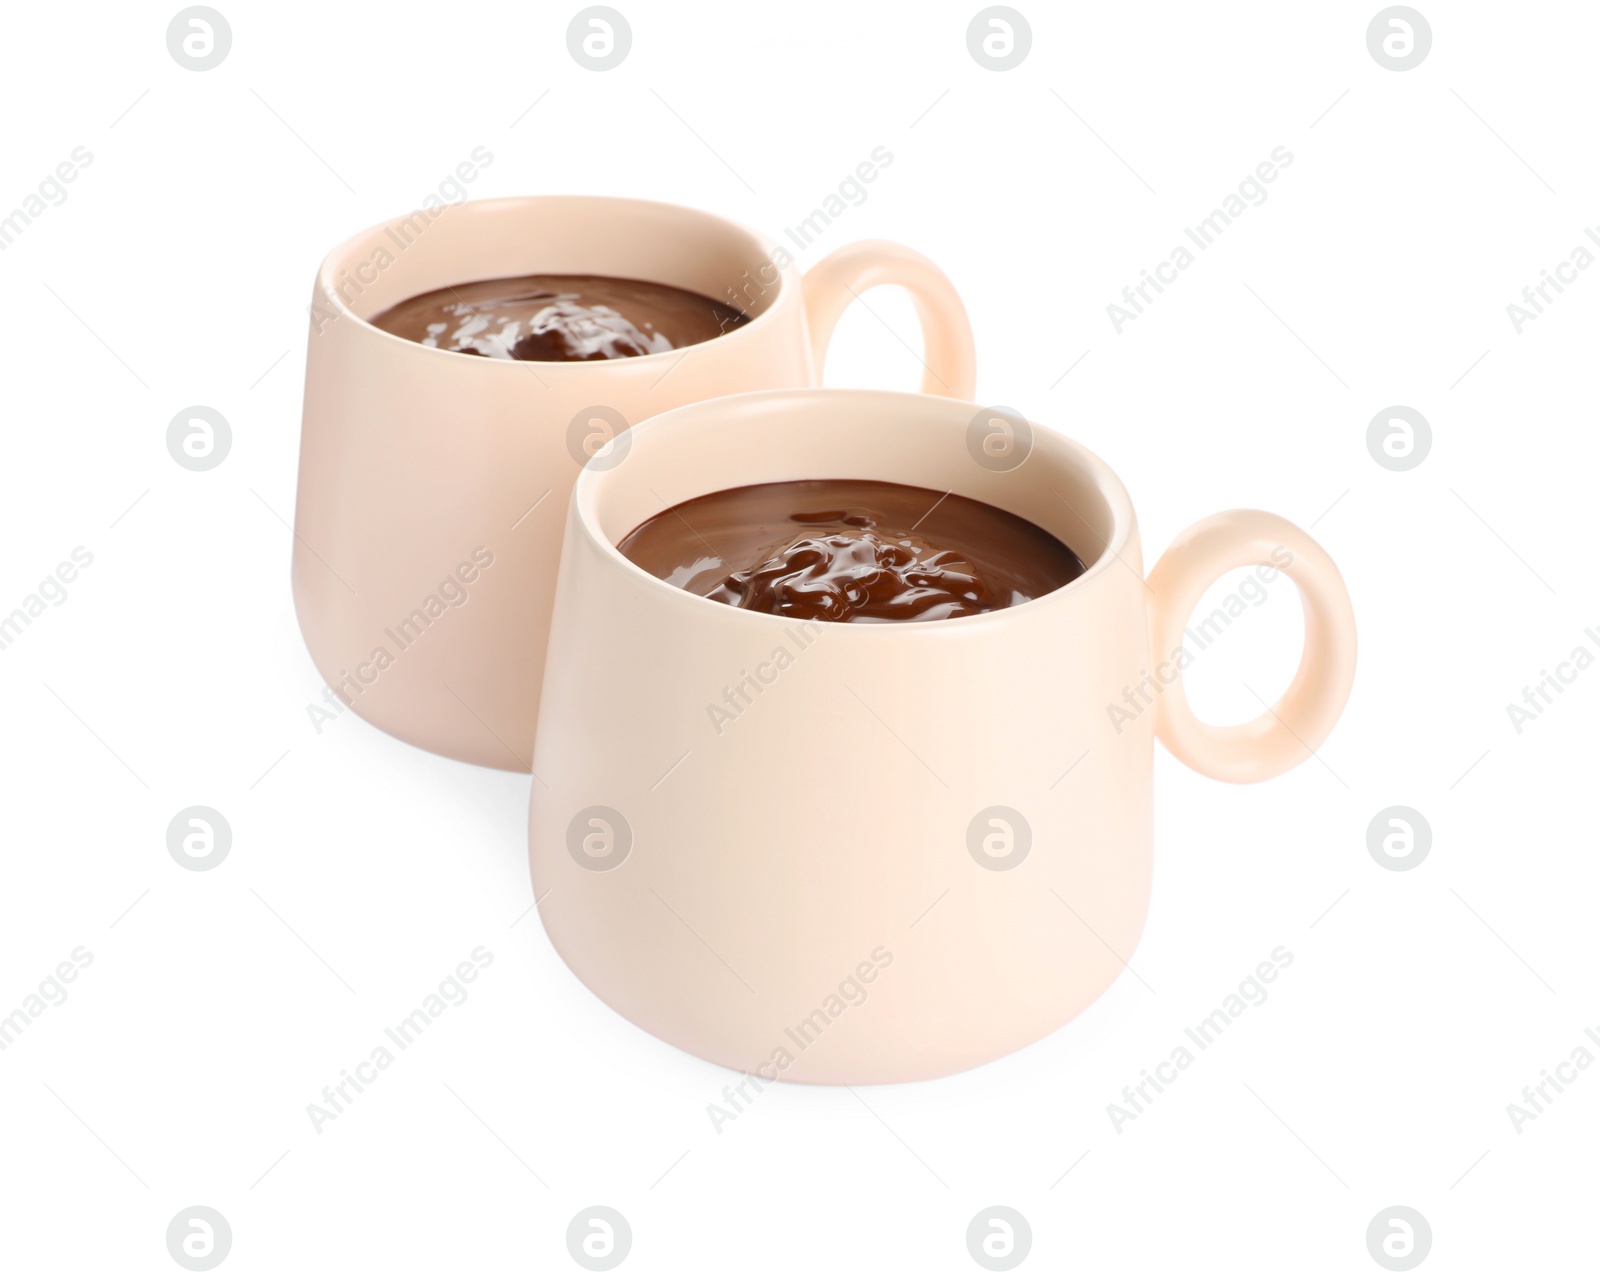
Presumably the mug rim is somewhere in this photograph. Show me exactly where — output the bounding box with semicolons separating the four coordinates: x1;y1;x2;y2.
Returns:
570;387;1140;632
312;193;801;370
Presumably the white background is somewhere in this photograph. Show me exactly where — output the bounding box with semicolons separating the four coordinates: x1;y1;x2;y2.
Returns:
2;0;1596;1273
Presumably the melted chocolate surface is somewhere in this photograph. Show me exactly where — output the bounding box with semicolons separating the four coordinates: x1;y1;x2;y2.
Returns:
618;479;1087;623
369;273;748;361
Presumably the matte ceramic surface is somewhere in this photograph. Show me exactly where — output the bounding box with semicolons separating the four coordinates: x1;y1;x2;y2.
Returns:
292;197;975;769
528;389;1357;1084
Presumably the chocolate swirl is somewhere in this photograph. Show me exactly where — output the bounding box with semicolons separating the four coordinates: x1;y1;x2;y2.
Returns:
368;273;749;362
619;480;1086;624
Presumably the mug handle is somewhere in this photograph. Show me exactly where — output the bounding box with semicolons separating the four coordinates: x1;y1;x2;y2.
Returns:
1146;511;1357;783
801;240;977;400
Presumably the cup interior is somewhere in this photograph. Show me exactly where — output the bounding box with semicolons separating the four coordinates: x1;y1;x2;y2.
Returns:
577;389;1133;612
318;196;790;333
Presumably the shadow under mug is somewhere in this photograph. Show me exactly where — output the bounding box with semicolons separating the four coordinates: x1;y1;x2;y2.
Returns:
292;196;975;769
528;388;1357;1084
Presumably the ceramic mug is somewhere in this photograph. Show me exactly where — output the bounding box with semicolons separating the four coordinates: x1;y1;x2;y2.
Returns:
292;197;975;768
527;388;1356;1084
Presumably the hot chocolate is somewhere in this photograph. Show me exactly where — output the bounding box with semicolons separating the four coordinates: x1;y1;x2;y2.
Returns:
368;274;749;361
618;479;1087;623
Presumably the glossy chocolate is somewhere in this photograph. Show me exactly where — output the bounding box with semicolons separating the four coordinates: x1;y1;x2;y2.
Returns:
368;273;749;361
618;479;1087;623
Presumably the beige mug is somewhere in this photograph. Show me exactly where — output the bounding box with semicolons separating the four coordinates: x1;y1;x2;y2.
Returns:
527;388;1356;1084
292;197;976;768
